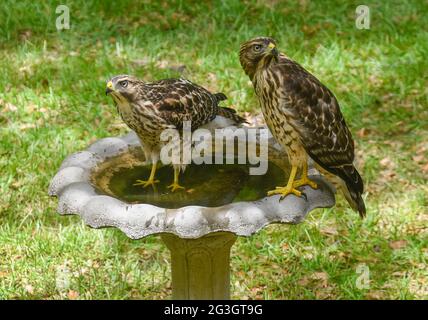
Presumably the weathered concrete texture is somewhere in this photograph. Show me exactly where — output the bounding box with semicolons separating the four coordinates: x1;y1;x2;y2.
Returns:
162;232;237;300
48;130;336;239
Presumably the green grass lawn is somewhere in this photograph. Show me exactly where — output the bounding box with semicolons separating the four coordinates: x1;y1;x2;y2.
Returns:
0;0;427;299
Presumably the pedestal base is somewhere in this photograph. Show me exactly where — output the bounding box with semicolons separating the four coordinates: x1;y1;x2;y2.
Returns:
161;232;237;300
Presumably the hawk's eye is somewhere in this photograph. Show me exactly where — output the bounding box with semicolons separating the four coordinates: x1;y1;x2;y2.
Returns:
119;80;128;88
253;44;262;52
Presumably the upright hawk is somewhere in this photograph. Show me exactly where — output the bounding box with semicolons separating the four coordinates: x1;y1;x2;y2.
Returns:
239;37;366;216
106;75;245;191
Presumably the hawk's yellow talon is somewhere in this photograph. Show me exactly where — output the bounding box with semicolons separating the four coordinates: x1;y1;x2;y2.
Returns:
293;162;317;189
267;186;302;198
167;183;185;192
168;167;184;192
133;179;160;188
267;164;302;199
134;162;158;188
293;177;318;189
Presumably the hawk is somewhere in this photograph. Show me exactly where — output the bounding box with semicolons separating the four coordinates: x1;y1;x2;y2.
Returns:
106;75;245;191
239;37;366;216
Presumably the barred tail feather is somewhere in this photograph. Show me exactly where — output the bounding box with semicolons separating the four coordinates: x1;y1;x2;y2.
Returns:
217;106;247;125
313;162;366;217
340;182;366;217
214;92;228;102
213;91;246;125
337;165;366;217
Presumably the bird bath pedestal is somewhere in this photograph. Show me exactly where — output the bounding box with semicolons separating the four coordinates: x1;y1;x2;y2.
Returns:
48;130;335;299
161;232;236;299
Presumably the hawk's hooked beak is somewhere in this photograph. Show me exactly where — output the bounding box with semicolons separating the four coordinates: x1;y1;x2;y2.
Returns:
106;81;114;95
268;42;279;57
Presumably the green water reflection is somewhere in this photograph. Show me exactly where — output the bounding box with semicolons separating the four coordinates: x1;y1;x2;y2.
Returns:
107;162;285;209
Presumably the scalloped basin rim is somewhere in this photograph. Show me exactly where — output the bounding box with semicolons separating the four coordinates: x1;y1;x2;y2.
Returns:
48;130;336;239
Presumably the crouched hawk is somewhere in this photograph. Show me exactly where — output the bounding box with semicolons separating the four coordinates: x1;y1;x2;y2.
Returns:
239;37;366;216
106;75;245;191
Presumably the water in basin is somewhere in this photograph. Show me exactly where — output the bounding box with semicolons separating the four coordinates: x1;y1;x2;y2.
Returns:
91;147;287;209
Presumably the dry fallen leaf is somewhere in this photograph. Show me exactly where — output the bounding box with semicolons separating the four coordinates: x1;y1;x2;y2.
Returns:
380;157;395;168
19;123;36;130
19;29;32;41
413;154;424;163
380;169;396;181
10;181;23;190
207;72;217;83
320;225;339;236
415;142;427;155
168;64;186;73
155;60;169;69
131;57;150;67
389;240;408;250
302;24;322;36
250;286;264;295
312;272;329;284
67;290;79;300
24;284;34;294
0;98;18;112
357;128;368;138
365;291;384;300
298;272;330;288
297;277;310;286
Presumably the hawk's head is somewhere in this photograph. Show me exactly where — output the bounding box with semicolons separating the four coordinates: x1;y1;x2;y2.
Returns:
106;75;142;104
239;37;279;80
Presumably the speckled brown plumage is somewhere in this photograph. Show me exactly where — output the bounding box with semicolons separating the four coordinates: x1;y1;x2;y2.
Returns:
240;37;365;216
106;75;245;191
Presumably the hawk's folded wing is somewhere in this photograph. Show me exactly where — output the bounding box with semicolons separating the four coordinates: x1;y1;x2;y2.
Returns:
280;60;364;196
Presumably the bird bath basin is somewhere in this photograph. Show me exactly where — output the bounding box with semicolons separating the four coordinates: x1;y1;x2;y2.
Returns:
49;128;336;299
91;147;287;209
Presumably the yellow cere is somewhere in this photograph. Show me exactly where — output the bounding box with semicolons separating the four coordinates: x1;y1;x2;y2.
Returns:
268;42;276;49
107;81;113;89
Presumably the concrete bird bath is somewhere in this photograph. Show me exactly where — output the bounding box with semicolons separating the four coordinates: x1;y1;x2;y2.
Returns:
48;128;336;299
